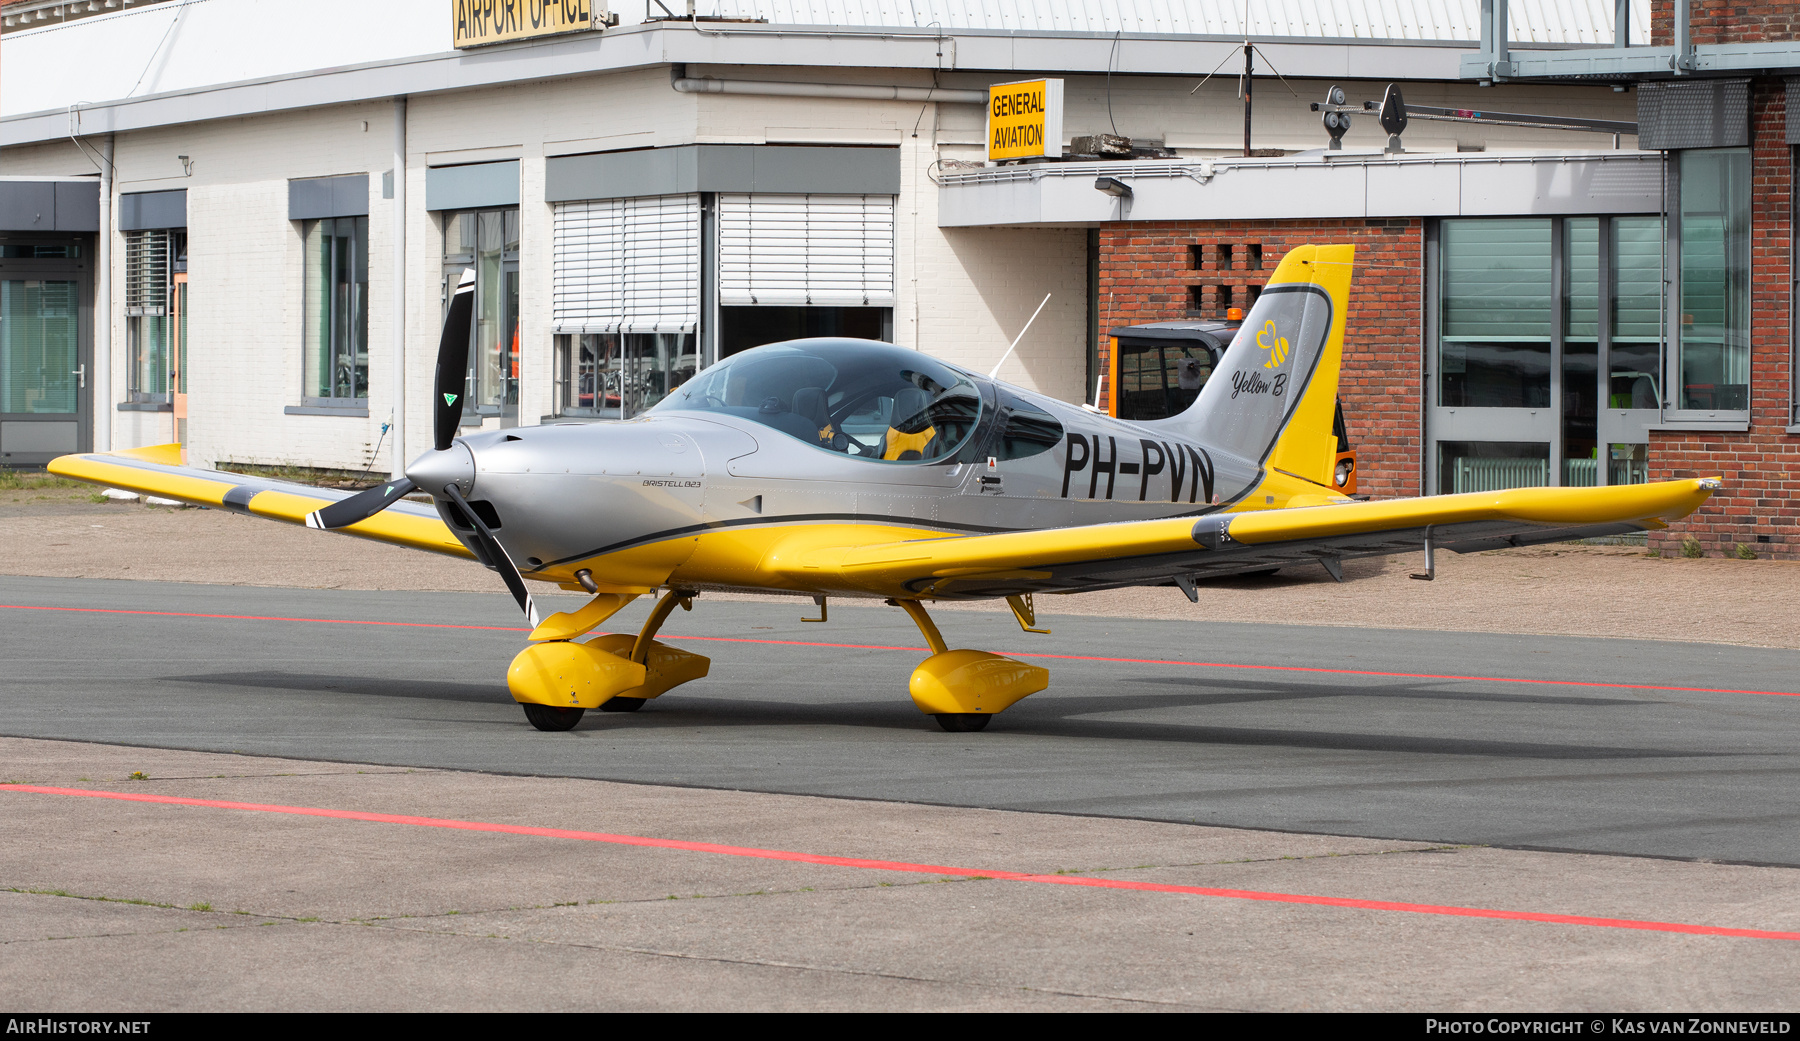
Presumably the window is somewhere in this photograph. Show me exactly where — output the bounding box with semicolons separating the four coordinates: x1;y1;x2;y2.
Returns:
125;230;179;404
1439;219;1552;409
554;331;697;419
1114;336;1217;421
991;393;1063;461
302;216;368;403
444;208;520;422
1430;216;1659;493
1675;148;1750;416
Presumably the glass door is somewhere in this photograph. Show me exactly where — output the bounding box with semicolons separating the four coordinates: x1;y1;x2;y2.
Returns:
0;241;90;466
1429;217;1659;494
1430;219;1555;493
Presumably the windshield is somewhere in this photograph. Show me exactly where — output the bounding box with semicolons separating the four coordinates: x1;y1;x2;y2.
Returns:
653;339;984;463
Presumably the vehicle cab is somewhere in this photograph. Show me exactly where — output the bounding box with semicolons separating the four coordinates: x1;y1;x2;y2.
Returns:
1108;316;1359;495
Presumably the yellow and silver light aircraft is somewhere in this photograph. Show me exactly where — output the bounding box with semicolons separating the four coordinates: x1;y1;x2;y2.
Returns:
50;245;1717;733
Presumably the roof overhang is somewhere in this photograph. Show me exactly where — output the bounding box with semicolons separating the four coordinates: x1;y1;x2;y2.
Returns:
1460;41;1800;81
937;151;1664;228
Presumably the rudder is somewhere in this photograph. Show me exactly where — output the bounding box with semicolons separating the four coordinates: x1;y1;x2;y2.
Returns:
1158;244;1353;488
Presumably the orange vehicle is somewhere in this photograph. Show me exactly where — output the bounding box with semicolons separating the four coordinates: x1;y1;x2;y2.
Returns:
1106;316;1357;494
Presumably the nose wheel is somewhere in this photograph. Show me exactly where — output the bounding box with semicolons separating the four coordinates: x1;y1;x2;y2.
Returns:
933;713;991;732
522;704;585;731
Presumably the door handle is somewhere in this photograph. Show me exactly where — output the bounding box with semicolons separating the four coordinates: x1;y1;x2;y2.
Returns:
72;364;86;389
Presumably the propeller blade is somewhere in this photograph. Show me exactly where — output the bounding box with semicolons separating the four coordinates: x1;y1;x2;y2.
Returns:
305;477;417;530
442;483;540;627
433;269;477;452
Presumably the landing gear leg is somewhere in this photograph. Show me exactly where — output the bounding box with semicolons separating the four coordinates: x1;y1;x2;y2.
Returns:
584;588;708;711
887;598;1047;733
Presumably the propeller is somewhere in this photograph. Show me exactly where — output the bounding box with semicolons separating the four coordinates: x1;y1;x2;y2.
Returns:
442;483;540;627
306;270;474;531
303;269;542;627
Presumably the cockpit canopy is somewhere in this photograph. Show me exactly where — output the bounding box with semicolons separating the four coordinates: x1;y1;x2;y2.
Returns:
652;338;984;464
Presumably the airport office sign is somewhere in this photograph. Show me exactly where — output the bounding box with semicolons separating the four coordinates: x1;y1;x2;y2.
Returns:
987;79;1064;161
452;0;608;49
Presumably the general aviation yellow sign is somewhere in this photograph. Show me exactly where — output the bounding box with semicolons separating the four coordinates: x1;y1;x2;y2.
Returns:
453;0;605;49
987;79;1064;161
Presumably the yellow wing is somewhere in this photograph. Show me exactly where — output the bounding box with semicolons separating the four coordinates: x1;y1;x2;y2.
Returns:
759;478;1719;600
48;444;471;559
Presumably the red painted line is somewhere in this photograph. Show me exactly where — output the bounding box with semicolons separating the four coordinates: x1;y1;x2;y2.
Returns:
4;601;1797;699
6;783;1797;943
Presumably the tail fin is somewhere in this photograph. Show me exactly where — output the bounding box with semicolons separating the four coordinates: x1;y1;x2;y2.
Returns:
1162;243;1352;487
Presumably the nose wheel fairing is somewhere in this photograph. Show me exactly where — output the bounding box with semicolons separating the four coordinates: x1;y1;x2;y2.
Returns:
506;589;712;716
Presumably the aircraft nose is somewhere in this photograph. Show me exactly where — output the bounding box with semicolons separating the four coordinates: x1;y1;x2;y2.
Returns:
405;441;475;497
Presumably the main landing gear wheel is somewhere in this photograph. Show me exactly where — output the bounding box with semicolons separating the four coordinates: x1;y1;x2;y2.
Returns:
599;697;646;713
933;713;991;733
522;704;585;731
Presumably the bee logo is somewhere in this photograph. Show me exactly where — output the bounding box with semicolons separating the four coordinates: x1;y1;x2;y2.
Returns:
1256;321;1290;370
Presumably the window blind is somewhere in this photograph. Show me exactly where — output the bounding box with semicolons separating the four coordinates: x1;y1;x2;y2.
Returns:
552;194;699;334
718;194;895;307
124;230;169;317
1439;219;1552;341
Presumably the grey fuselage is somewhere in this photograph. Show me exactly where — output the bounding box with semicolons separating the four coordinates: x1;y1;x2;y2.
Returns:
433;347;1271;597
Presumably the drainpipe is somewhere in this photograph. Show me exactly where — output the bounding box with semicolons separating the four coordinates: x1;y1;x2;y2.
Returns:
672;72;984;105
95;134;113;453
391;95;407;479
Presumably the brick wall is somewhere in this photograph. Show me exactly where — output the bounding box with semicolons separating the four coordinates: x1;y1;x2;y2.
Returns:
1097;220;1424;499
1648;78;1800;560
1651;0;1800;44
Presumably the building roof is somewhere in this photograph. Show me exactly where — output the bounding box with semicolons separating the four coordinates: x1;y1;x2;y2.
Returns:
0;0;1650;145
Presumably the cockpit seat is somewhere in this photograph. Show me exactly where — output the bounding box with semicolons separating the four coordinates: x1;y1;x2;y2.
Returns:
792;386;832;444
885;386;937;461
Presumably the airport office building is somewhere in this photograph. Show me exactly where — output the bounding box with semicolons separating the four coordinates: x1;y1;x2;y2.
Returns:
3;1;1785;554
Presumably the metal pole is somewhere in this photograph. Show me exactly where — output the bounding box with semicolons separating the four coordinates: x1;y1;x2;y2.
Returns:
1242;42;1253;158
1494;0;1509;75
1674;0;1690;73
1614;0;1629;48
94;134;113;453
390;96;407;478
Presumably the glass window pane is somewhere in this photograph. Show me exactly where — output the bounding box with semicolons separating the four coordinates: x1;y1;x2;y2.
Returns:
303;220;330;397
132;316;169;400
473;210;505;407
1440;219;1552;408
0;279;79;414
1438;441;1551;494
1609;443;1650;485
1610;216;1663;409
443;212;475;261
304;217;370;400
351;218;368;398
1116;339;1213;421
1563;219;1599;486
176;281;188;396
1678;148;1750;411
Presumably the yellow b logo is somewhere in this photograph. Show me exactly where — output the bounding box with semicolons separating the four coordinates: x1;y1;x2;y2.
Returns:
1256;321;1290;370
